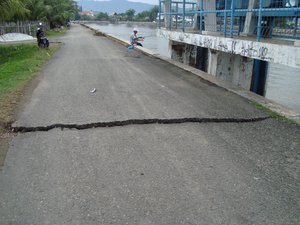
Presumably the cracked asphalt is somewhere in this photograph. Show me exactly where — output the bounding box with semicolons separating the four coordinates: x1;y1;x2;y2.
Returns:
0;24;299;225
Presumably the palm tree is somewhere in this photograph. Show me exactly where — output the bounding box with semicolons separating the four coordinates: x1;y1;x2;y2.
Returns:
27;0;77;28
0;0;30;21
1;0;78;28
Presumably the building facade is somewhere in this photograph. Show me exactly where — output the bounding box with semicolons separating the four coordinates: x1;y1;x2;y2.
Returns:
158;0;300;96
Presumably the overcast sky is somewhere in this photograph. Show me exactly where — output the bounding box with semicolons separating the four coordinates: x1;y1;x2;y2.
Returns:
127;0;158;5
80;0;159;5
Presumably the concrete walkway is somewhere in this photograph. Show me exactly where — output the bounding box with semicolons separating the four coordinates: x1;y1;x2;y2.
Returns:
0;24;299;225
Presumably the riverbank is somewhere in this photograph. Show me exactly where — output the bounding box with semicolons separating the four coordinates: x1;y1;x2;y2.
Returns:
82;23;300;125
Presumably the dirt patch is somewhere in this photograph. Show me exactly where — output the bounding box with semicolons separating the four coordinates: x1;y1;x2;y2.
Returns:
0;89;22;167
0;69;45;167
0;78;37;167
0;130;12;168
0;92;22;125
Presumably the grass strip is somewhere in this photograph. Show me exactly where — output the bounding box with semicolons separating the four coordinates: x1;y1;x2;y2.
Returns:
250;101;295;124
46;27;67;37
0;43;60;123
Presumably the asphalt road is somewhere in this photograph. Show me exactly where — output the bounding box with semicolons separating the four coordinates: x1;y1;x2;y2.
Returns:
0;24;299;225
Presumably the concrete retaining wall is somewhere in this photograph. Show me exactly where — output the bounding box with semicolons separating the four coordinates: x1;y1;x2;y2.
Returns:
158;29;300;69
170;41;253;90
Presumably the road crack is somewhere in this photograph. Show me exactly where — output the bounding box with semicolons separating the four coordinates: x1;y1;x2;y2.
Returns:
9;117;270;133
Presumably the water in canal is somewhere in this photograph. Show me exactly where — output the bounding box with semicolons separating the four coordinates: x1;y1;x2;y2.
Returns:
89;23;300;113
89;23;170;58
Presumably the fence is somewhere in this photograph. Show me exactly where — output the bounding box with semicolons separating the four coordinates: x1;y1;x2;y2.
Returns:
158;0;300;40
0;21;49;36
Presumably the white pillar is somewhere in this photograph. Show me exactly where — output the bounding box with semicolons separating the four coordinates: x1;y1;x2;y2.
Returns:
208;49;218;76
203;0;217;32
242;0;258;35
164;0;171;28
193;0;200;31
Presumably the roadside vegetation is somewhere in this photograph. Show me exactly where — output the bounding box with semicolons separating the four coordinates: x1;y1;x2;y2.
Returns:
0;44;60;124
135;7;159;22
251;101;295;124
46;27;67;37
0;0;79;28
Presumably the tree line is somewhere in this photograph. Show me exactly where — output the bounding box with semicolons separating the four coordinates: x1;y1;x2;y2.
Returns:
82;6;159;22
0;0;78;28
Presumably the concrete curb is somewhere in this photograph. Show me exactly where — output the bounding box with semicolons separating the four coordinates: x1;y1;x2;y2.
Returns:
82;24;300;125
0;39;36;45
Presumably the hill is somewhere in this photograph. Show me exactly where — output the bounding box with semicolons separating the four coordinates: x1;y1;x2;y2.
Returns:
76;0;155;13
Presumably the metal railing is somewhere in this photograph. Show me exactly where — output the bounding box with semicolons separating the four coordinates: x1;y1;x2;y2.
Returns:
158;0;300;40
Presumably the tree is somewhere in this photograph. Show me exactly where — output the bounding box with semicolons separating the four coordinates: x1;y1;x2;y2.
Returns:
27;0;78;28
0;0;30;21
135;6;159;22
0;0;78;28
81;14;92;21
136;10;150;21
96;12;109;21
149;6;159;22
125;8;135;21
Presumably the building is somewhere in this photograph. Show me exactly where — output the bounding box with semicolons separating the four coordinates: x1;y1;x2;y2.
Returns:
81;10;94;17
158;0;300;97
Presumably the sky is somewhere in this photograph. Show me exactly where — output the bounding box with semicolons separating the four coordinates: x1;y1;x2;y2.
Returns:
79;0;159;5
127;0;158;4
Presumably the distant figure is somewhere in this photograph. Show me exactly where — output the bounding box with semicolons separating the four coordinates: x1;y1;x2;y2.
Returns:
130;28;143;47
36;27;44;44
36;23;49;48
66;19;71;29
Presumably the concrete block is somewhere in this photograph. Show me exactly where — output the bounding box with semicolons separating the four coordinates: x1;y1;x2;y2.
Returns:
202;31;221;36
294;41;300;47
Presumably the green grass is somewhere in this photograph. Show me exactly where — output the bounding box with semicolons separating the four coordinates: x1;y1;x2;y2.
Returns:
45;27;67;37
251;101;295;124
0;44;58;97
0;43;60;122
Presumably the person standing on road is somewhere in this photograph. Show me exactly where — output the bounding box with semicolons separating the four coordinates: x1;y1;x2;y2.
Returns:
130;28;143;47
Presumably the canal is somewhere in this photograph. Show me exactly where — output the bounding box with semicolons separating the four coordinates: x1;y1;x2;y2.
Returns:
88;23;300;113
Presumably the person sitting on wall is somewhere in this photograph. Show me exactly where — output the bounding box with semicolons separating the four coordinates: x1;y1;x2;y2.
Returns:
130;28;144;47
